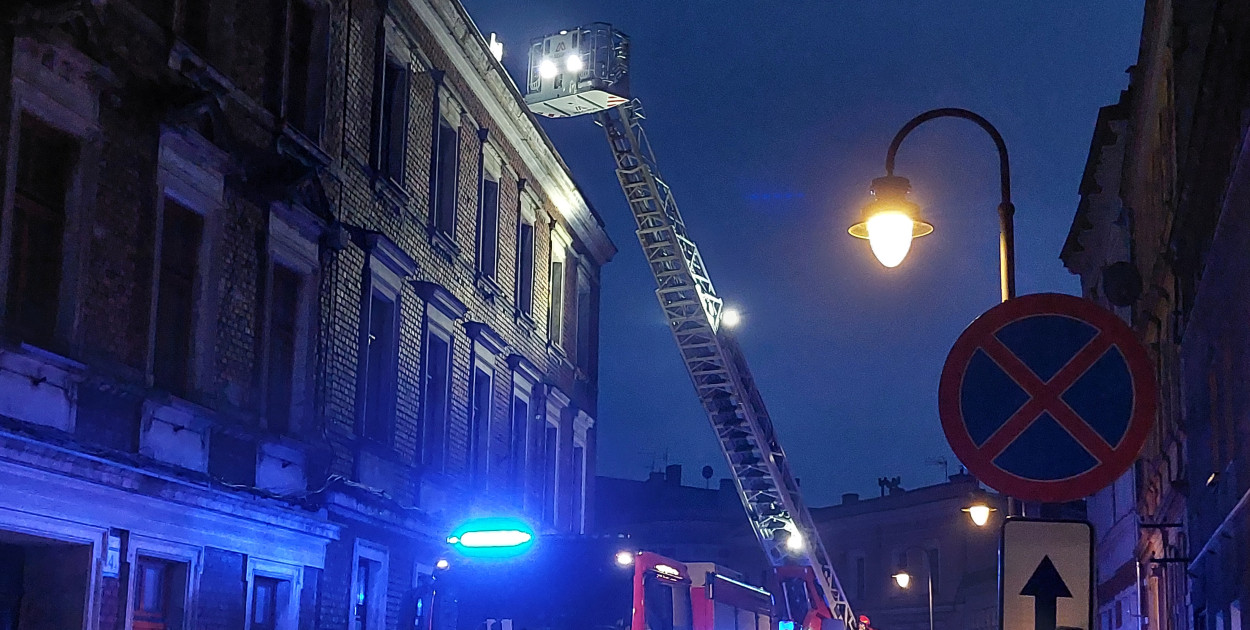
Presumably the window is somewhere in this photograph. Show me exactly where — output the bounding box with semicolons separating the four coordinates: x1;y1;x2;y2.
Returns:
510;393;529;498
476;169;500;278
352;543;387;630
543;424;558;526
572;445;585;533
153;199;204;396
516;221;535;315
421;331;451;470
251;576;280;630
575;268;593;369
548;258;565;344
6;117;76;348
432;118;459;234
470;366;492;485
267;0;329;140
1115;599;1123;628
266;264;303;434
375;56;408;184
361;290;397;441
133;557;188;630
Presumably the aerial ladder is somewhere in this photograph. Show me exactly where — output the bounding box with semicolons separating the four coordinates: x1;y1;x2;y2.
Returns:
523;24;862;630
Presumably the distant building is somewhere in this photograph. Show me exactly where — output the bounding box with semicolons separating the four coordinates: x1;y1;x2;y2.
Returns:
594;467;1005;630
812;475;1006;630
594;465;770;582
0;0;612;628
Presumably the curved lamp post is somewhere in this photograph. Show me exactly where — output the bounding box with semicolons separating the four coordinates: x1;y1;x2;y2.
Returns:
848;108;1016;303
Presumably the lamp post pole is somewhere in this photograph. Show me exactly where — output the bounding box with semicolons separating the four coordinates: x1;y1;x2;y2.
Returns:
883;108;1016;302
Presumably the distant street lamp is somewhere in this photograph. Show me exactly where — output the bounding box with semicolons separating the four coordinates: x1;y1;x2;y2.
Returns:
961;492;998;527
891;546;935;630
848;108;1016;302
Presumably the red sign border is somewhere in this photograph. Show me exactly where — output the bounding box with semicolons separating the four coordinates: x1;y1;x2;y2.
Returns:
938;293;1157;503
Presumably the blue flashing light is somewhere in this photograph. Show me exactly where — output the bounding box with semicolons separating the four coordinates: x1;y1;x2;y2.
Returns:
446;517;536;558
779;621;796;630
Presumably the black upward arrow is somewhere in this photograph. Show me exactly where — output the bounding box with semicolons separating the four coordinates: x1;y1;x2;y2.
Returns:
1020;556;1072;630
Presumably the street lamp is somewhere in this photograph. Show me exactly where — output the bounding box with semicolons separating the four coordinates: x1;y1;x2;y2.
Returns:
851;108;1021;517
849;108;1016;302
891;547;935;630
961;493;997;527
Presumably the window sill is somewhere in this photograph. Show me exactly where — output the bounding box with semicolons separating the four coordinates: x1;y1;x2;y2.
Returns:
370;172;409;210
276;124;330;169
473;274;502;301
429;229;460;260
547;342;570;365
514;311;537;335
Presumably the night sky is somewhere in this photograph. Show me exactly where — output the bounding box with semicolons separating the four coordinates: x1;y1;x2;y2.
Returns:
462;1;1145;505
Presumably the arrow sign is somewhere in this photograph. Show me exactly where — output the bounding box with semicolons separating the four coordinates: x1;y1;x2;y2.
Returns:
1001;519;1092;630
1020;556;1072;630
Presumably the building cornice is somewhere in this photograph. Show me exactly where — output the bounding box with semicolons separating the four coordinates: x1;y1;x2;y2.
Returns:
409;0;616;266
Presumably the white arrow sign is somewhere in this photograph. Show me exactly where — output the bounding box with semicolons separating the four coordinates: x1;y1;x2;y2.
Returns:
1001;519;1093;630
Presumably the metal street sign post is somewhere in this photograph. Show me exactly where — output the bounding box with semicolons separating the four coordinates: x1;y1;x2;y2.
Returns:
1001;519;1093;630
938;293;1156;503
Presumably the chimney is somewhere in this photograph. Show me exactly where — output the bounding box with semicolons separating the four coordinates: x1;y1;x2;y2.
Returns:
665;464;682;486
841;493;860;505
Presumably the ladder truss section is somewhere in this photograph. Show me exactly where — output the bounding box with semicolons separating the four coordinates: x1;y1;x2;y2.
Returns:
597;101;860;630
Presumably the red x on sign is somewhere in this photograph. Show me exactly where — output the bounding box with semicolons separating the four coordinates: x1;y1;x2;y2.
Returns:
939;294;1156;503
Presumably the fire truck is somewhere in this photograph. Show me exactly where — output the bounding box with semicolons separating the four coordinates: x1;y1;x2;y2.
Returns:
453;22;865;630
448;538;773;630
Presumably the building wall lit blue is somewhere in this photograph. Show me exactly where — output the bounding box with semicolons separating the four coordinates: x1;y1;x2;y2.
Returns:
0;0;612;627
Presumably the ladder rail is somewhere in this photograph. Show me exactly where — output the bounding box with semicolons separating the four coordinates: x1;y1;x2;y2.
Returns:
596;101;860;630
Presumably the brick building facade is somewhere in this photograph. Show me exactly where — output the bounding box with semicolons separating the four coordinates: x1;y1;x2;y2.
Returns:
0;0;612;627
1063;3;1250;630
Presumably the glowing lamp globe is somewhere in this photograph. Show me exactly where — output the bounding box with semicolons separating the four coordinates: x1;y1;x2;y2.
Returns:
849;176;933;268
962;498;996;527
892;571;912;589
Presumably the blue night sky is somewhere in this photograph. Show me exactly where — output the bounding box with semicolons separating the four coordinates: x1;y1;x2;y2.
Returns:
461;1;1145;506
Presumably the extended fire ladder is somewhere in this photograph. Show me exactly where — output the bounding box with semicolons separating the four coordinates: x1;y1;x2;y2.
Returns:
522;24;861;630
598;101;859;630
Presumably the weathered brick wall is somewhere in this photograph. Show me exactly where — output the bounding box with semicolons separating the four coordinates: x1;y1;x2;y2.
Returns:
198;547;247;630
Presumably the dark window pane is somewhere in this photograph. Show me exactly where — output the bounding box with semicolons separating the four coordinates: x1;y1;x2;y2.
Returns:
572;445;584;532
153;200;203;396
363;291;395;441
543;425;557;525
266;264;302;434
549;260;564;342
576;273;592;369
421;333;450;469
517;223;535;313
377;58;408;183
6;118;75;348
355;559;371;627
252;576;280;630
478;178;499;278
510;395;528;501
434;120;458;233
470;368;491;484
